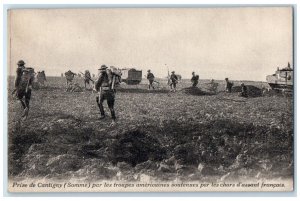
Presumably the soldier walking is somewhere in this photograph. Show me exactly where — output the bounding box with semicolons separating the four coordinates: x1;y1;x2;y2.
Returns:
94;65;116;125
13;60;34;119
146;70;155;90
191;72;199;87
170;71;178;92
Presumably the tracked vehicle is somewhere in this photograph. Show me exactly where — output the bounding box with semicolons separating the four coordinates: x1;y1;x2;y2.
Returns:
266;62;293;92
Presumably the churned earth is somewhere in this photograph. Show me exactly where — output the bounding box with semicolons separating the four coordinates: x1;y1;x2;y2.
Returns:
8;77;293;182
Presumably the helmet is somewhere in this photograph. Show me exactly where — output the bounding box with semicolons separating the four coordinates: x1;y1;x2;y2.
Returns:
17;60;25;66
99;65;108;70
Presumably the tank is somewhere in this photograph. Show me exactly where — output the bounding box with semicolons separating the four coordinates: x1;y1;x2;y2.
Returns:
121;68;142;85
266;63;293;91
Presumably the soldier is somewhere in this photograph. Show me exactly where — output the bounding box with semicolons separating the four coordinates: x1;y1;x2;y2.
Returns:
65;70;76;90
225;78;233;93
191;72;199;87
240;83;248;97
94;65;116;125
208;79;219;93
14;60;26;90
36;70;47;86
170;71;178;92
13;60;34;119
84;70;92;89
146;70;155;90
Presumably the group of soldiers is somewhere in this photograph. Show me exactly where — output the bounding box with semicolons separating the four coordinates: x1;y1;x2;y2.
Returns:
13;60;117;125
63;70;95;92
225;77;248;97
146;70;247;97
146;70;179;92
13;60;248;123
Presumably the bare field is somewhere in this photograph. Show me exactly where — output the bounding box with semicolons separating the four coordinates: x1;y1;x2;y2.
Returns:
8;77;293;182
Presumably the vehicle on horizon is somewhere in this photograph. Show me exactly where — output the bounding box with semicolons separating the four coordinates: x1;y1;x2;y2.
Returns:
266;62;293;92
120;68;143;85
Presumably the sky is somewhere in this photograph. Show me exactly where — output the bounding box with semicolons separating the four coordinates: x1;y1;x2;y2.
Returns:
8;7;293;81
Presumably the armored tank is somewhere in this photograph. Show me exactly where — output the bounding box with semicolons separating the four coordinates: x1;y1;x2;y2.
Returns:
266;62;293;91
121;68;142;85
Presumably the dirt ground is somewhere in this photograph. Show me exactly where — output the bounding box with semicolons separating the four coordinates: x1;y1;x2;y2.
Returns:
7;77;293;182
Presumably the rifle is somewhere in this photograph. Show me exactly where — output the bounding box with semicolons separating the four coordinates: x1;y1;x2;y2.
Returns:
79;71;95;83
167;67;170;85
111;75;116;90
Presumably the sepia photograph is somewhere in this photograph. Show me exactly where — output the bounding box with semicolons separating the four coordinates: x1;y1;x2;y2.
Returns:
7;7;294;192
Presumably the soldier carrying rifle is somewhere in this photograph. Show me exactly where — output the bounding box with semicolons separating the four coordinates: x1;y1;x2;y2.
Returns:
80;70;94;89
170;71;178;92
94;65;118;126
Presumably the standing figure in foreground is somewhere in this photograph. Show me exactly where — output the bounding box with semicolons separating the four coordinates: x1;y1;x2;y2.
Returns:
225;78;233;93
170;71;178;92
146;69;155;90
94;65;116;125
191;72;199;87
13;60;35;119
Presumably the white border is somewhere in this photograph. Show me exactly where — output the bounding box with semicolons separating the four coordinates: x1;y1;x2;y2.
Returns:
1;0;299;200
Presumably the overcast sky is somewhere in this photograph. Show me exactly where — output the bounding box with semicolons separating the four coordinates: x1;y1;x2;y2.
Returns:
8;7;293;81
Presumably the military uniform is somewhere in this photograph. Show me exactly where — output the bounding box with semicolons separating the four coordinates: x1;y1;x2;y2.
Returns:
65;70;76;88
84;71;91;83
15;60;25;89
225;78;233;93
147;70;155;90
14;60;34;118
191;73;199;87
84;70;92;88
170;72;178;91
95;65;116;121
240;83;248;97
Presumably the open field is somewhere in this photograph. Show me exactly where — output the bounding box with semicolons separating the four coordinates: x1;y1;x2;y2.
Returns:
8;77;293;182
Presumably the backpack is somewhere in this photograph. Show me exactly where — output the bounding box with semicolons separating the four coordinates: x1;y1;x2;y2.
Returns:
20;67;35;88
